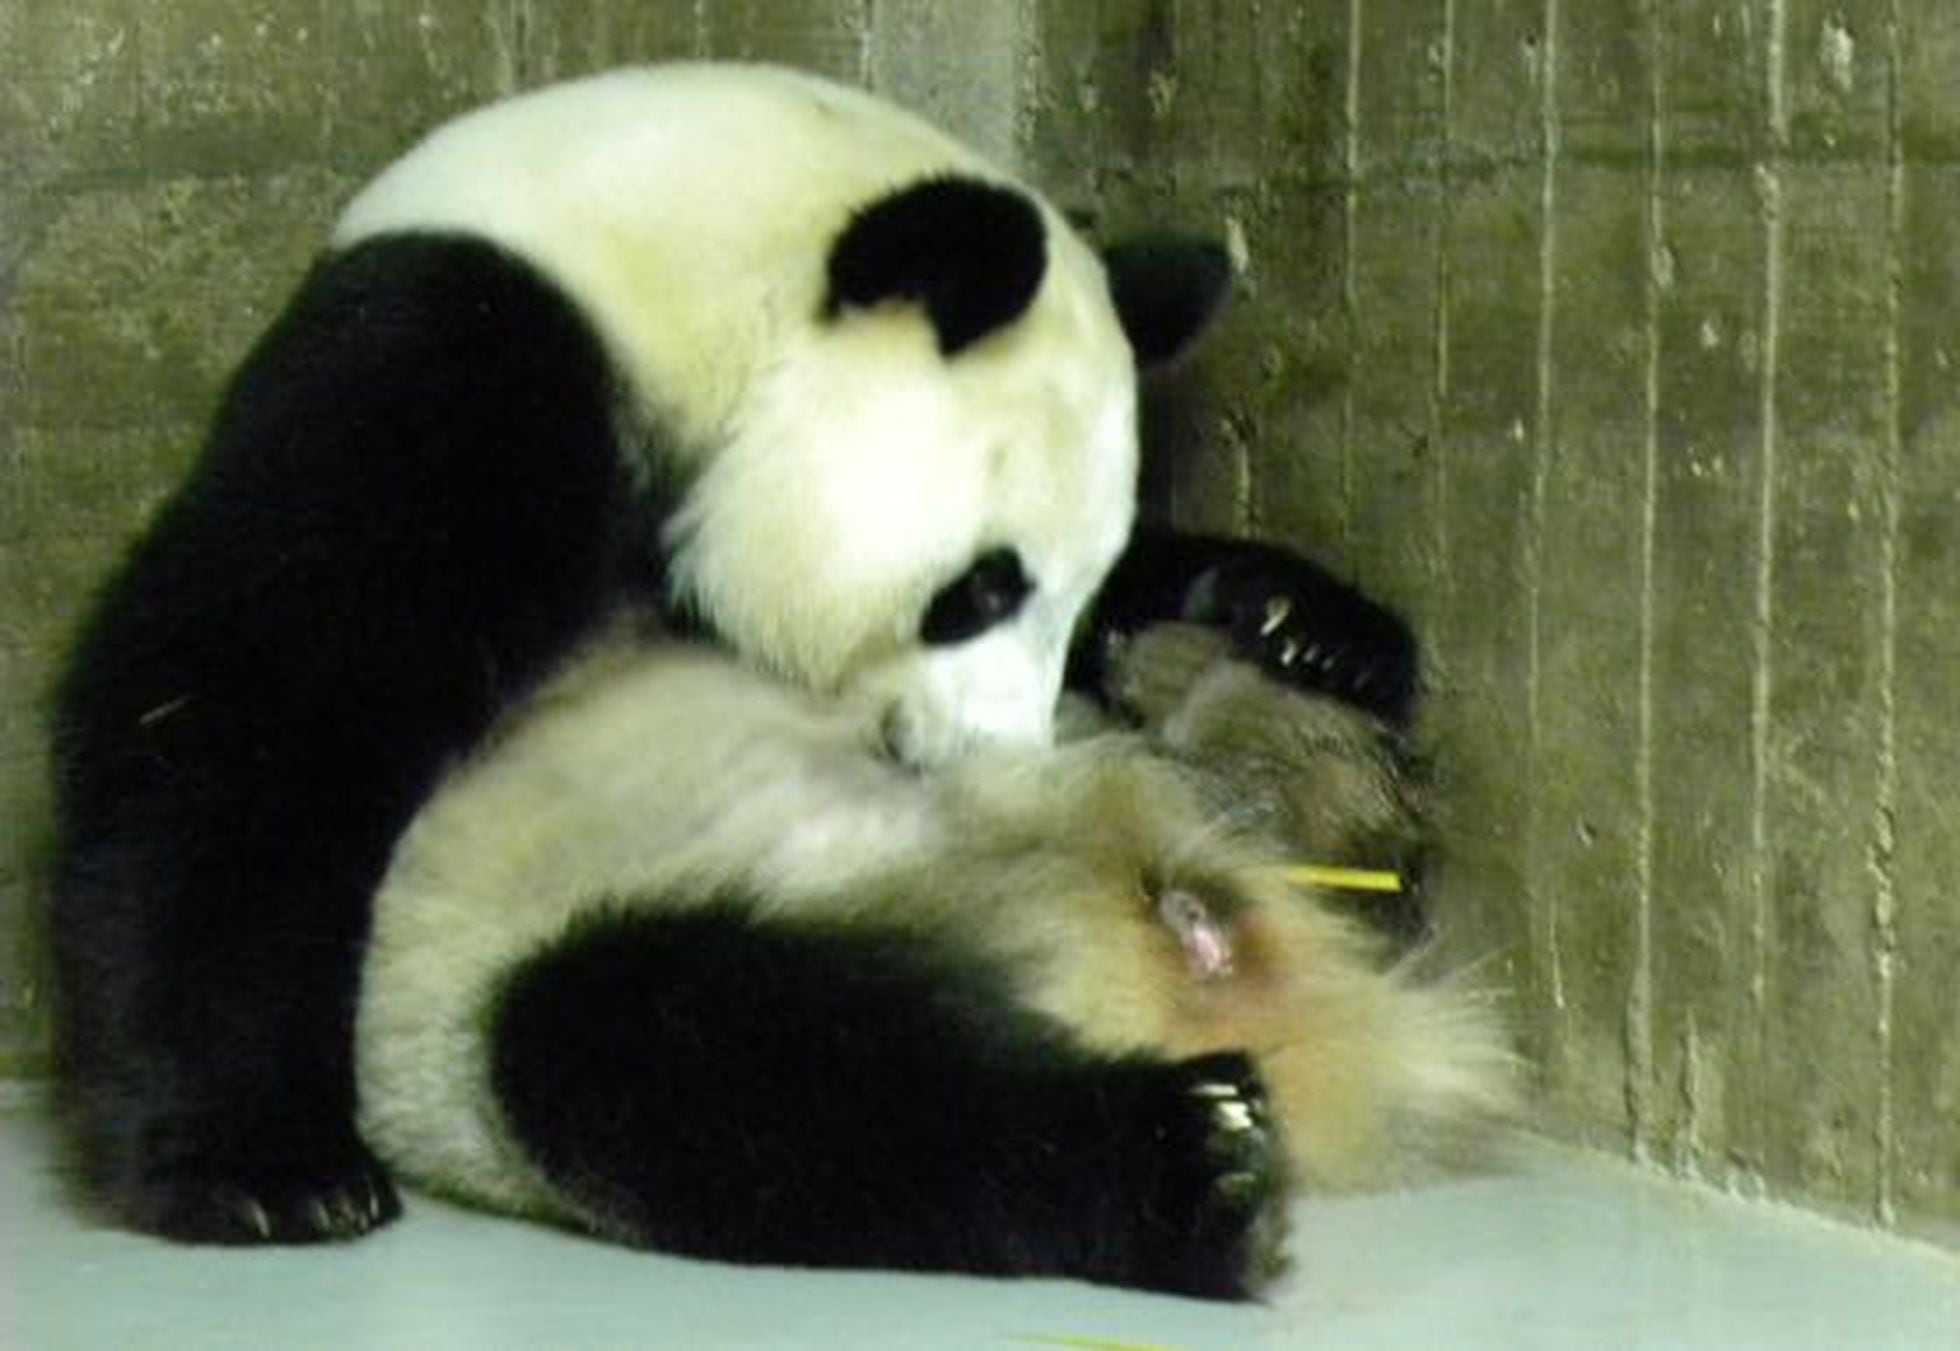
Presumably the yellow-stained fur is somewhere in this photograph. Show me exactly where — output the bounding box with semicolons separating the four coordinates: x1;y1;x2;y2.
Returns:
880;696;1512;1191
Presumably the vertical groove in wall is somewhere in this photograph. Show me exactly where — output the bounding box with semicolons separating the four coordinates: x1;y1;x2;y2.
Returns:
1008;0;1042;170
1747;0;1787;1136
491;0;523;94
510;0;535;86
1869;0;1907;1230
1431;0;1456;600
689;0;709;56
1628;0;1662;1159
1532;0;1564;1017
851;0;874;88
1338;0;1363;558
1536;0;1568;1011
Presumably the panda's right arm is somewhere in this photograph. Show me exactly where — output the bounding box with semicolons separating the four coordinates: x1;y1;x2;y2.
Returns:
1070;525;1420;729
1092;242;1420;728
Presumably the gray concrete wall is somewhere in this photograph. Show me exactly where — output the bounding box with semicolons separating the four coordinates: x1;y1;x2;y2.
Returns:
1026;0;1959;1241
3;1;1955;1241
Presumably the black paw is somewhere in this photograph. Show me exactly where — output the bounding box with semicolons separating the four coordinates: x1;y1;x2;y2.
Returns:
1226;585;1417;727
1152;543;1417;727
1140;1053;1291;1299
122;1141;401;1245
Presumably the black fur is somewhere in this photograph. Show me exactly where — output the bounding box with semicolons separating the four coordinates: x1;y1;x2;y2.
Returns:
1100;239;1233;368
490;901;1289;1299
46;202;1402;1262
1077;241;1421;728
824;177;1048;356
919;547;1031;645
1077;525;1420;728
48;234;654;1242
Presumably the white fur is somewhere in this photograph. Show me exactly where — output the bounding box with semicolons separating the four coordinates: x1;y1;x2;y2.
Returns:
356;645;926;1217
343;66;1510;1238
357;637;1513;1218
336;65;991;455
336;64;1137;763
353;640;1034;1217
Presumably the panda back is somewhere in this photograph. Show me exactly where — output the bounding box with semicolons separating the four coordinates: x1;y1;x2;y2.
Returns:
332;63;1004;456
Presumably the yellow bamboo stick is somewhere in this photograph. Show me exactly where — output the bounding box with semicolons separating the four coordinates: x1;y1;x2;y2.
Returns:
1270;863;1404;894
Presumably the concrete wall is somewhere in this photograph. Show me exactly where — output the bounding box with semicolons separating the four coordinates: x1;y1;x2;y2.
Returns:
3;1;1955;1240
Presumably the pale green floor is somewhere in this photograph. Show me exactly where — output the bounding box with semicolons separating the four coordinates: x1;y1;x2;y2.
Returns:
4;1086;1958;1350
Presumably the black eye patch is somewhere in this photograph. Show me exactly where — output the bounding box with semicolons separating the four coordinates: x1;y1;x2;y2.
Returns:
920;548;1033;645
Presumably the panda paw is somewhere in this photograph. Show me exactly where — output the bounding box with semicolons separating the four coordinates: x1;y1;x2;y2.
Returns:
1227;587;1415;727
1141;1052;1291;1299
120;1139;401;1245
1175;552;1417;727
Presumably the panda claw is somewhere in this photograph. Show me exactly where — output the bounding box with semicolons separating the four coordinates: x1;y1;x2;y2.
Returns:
1139;1054;1290;1299
1258;596;1292;637
1214;1097;1260;1135
123;1136;403;1244
232;1194;275;1242
332;1189;373;1235
1209;1169;1269;1214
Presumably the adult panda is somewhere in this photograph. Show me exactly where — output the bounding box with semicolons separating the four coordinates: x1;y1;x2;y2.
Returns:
48;64;1416;1257
356;624;1508;1300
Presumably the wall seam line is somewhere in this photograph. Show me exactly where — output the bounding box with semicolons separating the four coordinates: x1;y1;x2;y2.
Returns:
1869;0;1906;1231
1431;0;1456;623
1745;0;1788;1191
1532;0;1565;1021
1628;0;1662;1162
1339;0;1362;559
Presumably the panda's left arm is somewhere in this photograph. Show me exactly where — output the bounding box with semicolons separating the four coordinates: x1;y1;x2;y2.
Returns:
1071;524;1418;728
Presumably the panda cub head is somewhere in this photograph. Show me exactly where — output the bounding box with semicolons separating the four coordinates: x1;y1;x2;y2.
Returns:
334;65;1222;767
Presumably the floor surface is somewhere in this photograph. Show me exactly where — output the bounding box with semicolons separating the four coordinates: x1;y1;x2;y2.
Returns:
5;1088;1957;1349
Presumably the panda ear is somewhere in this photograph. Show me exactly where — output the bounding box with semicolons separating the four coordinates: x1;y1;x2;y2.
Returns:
824;177;1048;357
1101;237;1233;370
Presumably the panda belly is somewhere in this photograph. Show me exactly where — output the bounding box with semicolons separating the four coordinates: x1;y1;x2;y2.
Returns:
356;640;1510;1297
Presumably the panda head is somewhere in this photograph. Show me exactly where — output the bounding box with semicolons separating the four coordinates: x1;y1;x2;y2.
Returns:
665;175;1227;767
331;67;1224;767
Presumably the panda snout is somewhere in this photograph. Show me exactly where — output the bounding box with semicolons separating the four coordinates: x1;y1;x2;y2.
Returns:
878;699;961;770
877;703;925;770
878;696;1052;770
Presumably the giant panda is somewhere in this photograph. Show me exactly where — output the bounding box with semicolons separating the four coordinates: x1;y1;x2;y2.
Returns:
355;620;1509;1300
47;63;1417;1256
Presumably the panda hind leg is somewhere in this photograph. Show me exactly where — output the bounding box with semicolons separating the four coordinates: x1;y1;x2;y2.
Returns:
1142;1052;1292;1298
485;901;1288;1299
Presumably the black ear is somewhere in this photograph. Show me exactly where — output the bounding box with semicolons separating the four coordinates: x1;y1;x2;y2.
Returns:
824;177;1048;357
1102;238;1233;370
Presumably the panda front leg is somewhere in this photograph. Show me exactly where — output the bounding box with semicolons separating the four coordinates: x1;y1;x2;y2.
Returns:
1077;524;1419;728
51;810;403;1245
49;235;633;1243
485;902;1290;1300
